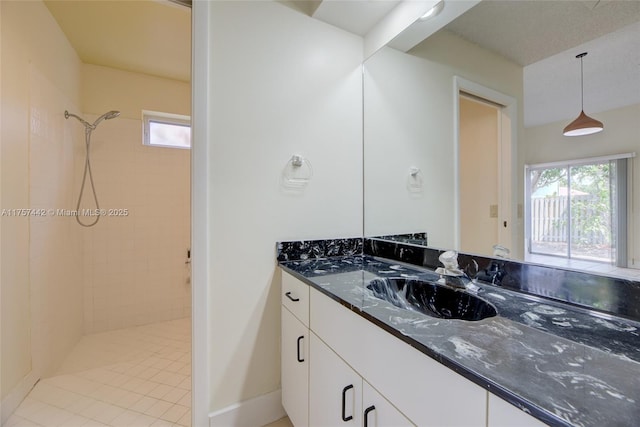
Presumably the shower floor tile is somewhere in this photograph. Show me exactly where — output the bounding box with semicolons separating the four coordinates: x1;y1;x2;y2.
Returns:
5;318;191;427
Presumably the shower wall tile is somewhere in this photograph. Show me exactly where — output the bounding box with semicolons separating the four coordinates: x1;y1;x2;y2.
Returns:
28;66;85;378
82;116;191;333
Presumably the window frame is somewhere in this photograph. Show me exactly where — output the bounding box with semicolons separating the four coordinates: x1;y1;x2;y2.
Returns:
142;110;191;149
525;152;634;267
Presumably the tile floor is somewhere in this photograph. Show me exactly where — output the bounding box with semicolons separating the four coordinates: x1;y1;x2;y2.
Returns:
4;318;191;427
262;418;292;427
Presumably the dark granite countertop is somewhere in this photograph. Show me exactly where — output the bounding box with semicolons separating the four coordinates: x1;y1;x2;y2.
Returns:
279;255;640;427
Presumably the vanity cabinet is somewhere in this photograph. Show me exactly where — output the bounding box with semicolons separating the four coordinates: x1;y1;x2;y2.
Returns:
488;394;548;427
281;272;310;427
282;271;496;427
309;332;413;427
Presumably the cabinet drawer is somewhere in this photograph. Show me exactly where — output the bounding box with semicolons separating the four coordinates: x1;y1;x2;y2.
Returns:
310;287;363;369
282;270;310;327
361;323;486;427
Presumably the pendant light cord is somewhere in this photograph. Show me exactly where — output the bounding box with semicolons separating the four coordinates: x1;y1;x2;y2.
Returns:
576;52;588;111
580;55;584;110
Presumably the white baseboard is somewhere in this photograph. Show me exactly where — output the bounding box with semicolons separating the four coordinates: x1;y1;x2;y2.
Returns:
209;389;286;427
0;371;39;425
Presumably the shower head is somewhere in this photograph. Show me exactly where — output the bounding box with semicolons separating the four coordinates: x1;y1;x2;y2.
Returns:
65;110;120;130
92;110;121;127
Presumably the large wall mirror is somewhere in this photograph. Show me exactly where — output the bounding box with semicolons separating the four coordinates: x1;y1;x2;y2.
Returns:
363;0;640;277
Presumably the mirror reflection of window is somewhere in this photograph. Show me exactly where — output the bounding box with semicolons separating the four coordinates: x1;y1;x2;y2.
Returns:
526;156;631;269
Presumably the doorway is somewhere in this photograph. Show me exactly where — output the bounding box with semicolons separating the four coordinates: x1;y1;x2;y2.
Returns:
459;94;501;256
453;77;517;258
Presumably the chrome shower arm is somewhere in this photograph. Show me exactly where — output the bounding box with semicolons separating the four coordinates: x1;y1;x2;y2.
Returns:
65;110;95;129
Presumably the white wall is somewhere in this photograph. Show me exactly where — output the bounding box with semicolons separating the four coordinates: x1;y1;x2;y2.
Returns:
203;0;363;415
1;0;83;412
523;103;640;269
364;30;523;252
364;45;456;245
81;65;191;333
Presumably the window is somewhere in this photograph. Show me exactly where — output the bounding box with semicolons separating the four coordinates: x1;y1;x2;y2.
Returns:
143;110;191;149
525;153;633;267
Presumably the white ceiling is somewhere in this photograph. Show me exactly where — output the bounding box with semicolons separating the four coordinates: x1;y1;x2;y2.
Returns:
523;21;640;128
445;0;640;66
310;0;640;128
44;0;191;82
439;0;640;127
312;0;401;36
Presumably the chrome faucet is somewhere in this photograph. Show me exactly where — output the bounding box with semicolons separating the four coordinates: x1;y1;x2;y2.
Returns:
435;251;471;289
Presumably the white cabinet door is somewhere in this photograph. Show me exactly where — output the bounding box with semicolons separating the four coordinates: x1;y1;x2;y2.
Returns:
282;306;309;427
309;333;362;427
488;394;548;427
362;381;414;427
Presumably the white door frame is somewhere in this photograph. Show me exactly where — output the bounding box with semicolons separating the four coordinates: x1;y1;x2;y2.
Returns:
453;76;518;255
192;1;211;426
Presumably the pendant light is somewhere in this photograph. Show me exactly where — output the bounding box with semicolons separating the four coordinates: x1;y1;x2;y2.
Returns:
563;52;604;136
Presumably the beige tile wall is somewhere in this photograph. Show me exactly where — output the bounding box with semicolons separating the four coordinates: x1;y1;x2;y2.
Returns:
81;116;191;333
2;0;86;404
28;65;85;379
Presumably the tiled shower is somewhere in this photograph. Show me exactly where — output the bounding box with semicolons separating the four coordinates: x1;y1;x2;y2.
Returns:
8;83;192;427
80;114;191;334
1;2;192;424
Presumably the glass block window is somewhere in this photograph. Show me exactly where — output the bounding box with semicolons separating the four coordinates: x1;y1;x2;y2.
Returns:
143;110;191;149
